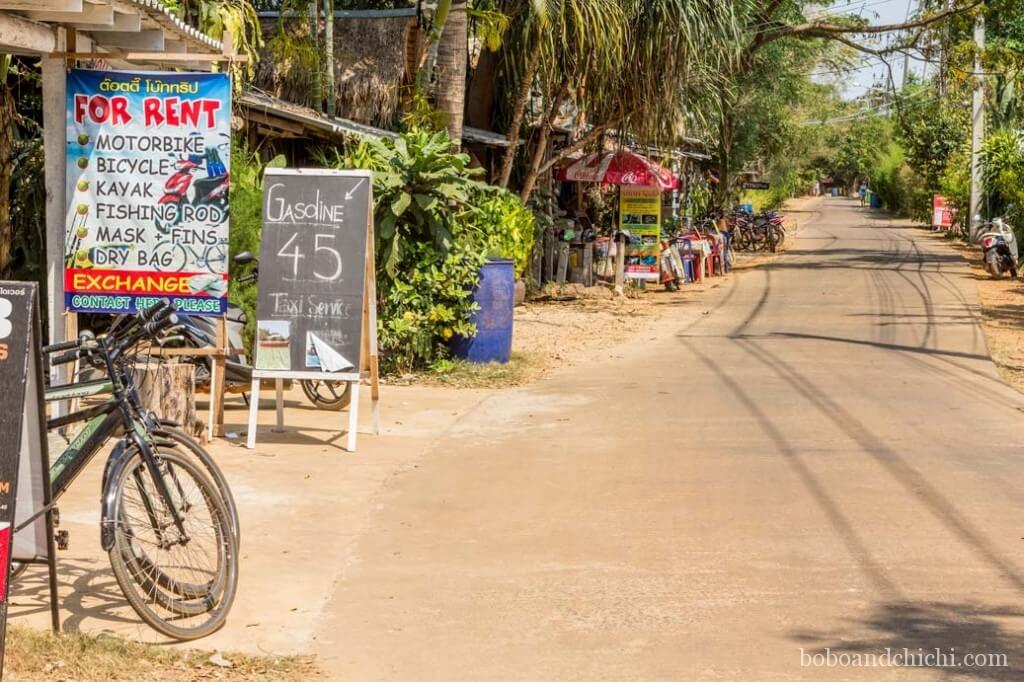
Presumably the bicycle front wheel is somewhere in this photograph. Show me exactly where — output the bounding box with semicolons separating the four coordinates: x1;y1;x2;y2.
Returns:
108;448;238;640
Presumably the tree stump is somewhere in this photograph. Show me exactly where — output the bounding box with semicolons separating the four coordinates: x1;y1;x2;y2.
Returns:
131;361;197;436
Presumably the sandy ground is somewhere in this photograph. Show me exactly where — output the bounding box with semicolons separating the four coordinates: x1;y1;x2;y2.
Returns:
506;199;809;381
932;234;1024;393
6;199;800;666
316;197;1024;680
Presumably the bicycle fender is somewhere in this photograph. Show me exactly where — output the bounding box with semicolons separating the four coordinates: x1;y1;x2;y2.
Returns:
100;440;134;552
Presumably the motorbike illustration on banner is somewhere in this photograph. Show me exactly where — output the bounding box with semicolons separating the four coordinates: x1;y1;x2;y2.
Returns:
63;69;232;316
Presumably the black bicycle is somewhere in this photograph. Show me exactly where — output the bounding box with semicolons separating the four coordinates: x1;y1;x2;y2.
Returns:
30;301;238;640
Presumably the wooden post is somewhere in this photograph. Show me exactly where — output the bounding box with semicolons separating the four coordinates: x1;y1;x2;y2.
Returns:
132;362;197;435
62;312;78;420
614;240;626;295
42;29;66;365
582;242;594;287
530;239;542;289
543;227;555;284
556;242;569;284
364;212;381;435
211;317;227;438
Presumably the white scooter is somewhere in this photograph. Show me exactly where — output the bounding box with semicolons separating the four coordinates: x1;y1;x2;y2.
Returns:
977;217;1018;279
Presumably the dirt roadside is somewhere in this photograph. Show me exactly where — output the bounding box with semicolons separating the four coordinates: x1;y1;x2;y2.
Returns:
913;228;1024;393
440;198;809;387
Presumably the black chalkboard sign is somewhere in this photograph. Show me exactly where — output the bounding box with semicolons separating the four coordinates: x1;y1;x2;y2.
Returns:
0;282;57;671
741;181;771;190
254;169;372;376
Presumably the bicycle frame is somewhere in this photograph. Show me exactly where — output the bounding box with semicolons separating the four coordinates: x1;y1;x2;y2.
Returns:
38;340;191;551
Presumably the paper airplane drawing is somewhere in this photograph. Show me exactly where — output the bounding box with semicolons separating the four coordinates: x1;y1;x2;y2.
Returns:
307;331;354;372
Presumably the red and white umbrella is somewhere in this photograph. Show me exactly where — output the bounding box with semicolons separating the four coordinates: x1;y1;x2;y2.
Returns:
558;150;680;191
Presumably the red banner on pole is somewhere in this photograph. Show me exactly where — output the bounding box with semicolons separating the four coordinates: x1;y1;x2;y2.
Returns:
933;195;955;229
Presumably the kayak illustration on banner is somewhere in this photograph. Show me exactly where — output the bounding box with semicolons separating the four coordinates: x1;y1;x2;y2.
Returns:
63;69;232;316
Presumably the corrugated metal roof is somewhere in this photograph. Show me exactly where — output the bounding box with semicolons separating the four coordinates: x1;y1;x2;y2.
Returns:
240;90;515;149
123;0;221;52
239;90;399;140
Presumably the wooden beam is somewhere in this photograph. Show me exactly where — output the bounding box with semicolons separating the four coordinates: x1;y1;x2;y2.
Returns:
258;125;298;139
73;10;139;31
0;12;56;53
28;3;111;24
52;50;246;62
244;109;305;135
85;28;162;50
0;0;80;10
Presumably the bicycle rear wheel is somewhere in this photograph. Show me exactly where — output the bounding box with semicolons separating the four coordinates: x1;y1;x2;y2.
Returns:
108;449;238;640
300;379;351;411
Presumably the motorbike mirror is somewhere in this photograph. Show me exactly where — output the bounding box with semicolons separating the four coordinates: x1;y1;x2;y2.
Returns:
233;251;256;265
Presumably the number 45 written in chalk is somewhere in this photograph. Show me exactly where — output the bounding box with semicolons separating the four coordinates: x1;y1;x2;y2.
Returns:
278;232;343;281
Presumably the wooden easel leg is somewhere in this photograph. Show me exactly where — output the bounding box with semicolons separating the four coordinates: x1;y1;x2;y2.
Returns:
371;364;380;436
346;381;361;452
212;317;227;438
207;359;217;444
45;509;60;632
274;378;284;432
246;379;260;449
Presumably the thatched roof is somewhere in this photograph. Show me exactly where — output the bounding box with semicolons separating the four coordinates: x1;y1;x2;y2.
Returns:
255;14;413;128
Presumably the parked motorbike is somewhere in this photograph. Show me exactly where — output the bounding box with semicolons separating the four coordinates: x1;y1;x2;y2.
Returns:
977;217;1018;279
176;252;352;411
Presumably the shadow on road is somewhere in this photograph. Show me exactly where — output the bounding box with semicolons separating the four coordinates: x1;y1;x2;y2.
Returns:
790;600;1024;680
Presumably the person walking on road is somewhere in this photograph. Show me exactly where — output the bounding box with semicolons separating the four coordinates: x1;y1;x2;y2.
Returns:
858;181;867;206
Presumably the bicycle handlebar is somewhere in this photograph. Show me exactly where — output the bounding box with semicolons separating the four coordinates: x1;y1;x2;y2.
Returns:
43;338;81;354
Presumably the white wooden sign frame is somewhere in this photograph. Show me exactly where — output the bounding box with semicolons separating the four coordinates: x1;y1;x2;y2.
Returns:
245;169;380;452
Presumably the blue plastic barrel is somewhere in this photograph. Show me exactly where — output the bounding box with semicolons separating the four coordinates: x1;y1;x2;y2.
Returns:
451;259;515;364
870;193;881;208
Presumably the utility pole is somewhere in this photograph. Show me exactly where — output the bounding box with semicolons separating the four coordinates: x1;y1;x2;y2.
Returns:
969;9;985;241
900;0;915;88
324;0;336;116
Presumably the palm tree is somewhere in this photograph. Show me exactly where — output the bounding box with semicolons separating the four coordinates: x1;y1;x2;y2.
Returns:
433;0;468;146
0;55;15;274
497;0;743;201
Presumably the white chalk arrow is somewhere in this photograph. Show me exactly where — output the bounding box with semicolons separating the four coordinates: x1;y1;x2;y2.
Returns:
345;178;366;201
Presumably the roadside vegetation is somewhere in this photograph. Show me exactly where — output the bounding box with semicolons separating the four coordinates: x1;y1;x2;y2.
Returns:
4;626;319;681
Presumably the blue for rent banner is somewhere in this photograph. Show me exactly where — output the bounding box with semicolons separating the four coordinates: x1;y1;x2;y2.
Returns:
64;69;232;316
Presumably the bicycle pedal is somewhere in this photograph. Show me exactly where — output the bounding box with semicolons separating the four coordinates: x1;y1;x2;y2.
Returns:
55;530;69;551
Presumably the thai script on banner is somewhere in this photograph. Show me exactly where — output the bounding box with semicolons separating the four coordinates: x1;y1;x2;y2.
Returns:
64;69;232;316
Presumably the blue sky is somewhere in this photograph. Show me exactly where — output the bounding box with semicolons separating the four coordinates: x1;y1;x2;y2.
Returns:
810;0;924;99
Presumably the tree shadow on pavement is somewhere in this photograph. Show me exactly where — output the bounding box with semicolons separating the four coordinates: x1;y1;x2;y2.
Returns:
790;600;1024;680
981;303;1024;327
8;557;162;637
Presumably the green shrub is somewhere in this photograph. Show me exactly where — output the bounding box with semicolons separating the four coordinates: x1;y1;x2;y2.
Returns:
981;129;1024;238
321;128;530;373
467;186;536;276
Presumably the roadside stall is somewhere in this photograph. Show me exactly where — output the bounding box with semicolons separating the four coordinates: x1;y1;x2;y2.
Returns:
558;150;682;291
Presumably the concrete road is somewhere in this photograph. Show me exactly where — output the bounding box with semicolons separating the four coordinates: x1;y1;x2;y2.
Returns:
316;199;1024;680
